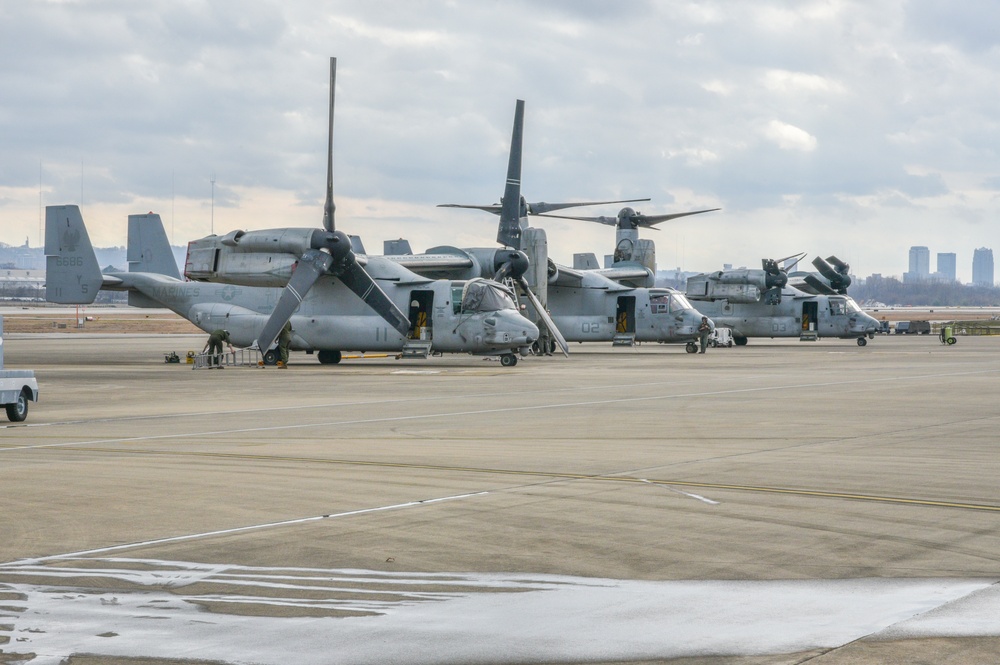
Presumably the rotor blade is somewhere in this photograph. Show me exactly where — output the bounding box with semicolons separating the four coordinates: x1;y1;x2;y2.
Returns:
534;213;619;225
778;252;807;272
634;208;721;226
517;276;569;357
537;207;720;226
437;203;502;214
811;256;841;282
826;255;850;274
337;260;411;337
497;99;525;249
803;274;838;295
256;249;333;352
527;198;650;215
323;57;337;233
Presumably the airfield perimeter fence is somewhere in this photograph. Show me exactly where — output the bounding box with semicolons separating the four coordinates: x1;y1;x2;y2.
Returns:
936;321;1000;336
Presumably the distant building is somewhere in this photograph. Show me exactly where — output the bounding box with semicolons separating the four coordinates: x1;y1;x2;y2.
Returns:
907;246;930;281
972;247;994;287
936;252;956;282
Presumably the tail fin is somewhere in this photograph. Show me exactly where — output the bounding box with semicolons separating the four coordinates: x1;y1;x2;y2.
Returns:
127;213;180;278
496;99;524;249
44;205;103;304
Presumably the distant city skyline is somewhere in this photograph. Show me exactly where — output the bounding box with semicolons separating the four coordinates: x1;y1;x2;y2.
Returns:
903;244;993;286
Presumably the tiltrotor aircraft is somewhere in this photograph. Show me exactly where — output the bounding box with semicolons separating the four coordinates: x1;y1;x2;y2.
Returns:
45;58;539;366
682;255;880;346
383;99;710;352
45;206;537;365
553;195;879;346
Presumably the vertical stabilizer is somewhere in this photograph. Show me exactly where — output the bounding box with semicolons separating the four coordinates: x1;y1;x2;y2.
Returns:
497;99;525;249
44;205;103;304
127;213;181;278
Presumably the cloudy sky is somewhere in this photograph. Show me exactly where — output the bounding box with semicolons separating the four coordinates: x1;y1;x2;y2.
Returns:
3;0;999;281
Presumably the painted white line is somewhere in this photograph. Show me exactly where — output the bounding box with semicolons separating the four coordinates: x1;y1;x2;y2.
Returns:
641;479;720;505
0;491;488;567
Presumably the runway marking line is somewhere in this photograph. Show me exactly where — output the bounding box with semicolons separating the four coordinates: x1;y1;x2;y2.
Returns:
0;491;489;567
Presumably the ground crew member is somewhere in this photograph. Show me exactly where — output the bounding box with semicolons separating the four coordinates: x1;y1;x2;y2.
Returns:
277;321;292;368
202;329;233;367
698;317;711;354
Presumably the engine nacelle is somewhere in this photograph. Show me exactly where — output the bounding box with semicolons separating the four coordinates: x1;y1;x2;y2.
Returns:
686;273;762;304
713;269;769;290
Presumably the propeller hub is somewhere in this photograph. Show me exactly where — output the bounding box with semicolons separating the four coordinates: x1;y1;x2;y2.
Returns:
311;229;353;265
493;250;530;280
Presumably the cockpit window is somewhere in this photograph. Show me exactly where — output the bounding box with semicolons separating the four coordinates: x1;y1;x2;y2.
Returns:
829;298;847;316
670;293;693;311
650;290;693;314
461;279;517;313
844;298;862;313
650;294;671;314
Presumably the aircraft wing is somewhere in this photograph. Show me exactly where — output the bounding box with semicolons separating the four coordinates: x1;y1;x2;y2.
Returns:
382;253;475;278
550;263;634;292
591;266;653;286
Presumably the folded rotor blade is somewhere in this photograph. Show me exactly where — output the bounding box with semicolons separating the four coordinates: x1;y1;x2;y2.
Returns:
803;274;838;295
256;248;333;351
811;256;841;282
517;276;569;357
826;255;850;274
337;260;411;337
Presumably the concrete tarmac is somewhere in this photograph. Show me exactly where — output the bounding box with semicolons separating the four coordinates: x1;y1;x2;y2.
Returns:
1;332;999;664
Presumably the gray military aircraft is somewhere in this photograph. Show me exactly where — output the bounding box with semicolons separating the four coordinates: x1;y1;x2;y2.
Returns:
552;194;879;346
682;255;880;346
45;206;538;365
385;99;709;352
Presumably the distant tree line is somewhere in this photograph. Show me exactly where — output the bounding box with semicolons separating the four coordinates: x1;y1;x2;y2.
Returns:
850;276;1000;307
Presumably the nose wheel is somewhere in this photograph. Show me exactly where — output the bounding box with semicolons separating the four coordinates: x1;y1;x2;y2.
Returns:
686;341;698;354
857;337;868;346
500;353;518;367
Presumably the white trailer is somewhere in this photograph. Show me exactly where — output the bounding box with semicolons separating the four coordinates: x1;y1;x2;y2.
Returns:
0;316;39;422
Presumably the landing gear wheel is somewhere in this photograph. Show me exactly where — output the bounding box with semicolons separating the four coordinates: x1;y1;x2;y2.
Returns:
686;341;698;354
317;349;342;364
5;390;28;422
734;335;748;346
857;337;867;346
262;350;279;366
500;354;518;367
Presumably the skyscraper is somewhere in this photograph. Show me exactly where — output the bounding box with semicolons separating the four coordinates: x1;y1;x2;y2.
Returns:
906;246;930;283
936;253;956;282
972;248;994;286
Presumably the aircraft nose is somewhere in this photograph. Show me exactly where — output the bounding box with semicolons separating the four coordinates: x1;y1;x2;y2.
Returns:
489;311;539;347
